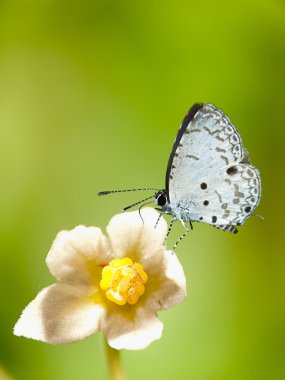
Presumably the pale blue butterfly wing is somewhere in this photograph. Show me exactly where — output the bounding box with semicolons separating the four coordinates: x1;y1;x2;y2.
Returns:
164;103;261;231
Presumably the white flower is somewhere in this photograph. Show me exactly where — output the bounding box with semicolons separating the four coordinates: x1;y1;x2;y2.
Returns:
14;208;187;350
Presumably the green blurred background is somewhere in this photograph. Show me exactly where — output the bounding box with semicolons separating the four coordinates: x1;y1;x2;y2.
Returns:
1;0;284;379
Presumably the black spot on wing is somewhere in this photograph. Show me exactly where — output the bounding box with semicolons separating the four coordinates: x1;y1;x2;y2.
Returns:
227;166;237;175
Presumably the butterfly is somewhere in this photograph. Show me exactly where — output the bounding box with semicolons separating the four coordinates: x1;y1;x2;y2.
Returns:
99;103;261;248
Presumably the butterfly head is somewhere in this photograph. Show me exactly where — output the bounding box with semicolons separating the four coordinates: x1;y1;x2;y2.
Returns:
154;190;171;214
154;190;167;206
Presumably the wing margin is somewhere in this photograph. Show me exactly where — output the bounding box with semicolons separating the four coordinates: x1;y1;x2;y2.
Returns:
165;103;204;195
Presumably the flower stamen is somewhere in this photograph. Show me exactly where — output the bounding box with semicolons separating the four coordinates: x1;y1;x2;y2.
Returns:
100;257;148;305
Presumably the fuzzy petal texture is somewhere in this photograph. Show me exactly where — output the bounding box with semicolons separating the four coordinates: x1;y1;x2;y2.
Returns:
144;250;187;311
103;307;163;350
46;226;110;286
107;208;167;264
14;284;105;344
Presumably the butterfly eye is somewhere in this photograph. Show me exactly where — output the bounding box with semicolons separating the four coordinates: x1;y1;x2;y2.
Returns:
157;193;167;207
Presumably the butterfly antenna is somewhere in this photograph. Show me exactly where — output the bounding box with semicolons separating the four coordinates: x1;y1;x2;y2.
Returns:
98;188;160;196
138;201;155;224
122;194;155;213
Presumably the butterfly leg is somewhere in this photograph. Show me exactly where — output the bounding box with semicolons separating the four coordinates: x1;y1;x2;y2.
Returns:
154;213;162;229
172;221;191;251
164;217;176;245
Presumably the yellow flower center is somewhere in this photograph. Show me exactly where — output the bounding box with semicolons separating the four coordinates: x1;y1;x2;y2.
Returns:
100;257;148;306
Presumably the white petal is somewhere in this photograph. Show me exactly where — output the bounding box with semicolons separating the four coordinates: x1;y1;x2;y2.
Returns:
103;307;163;350
14;284;105;344
107;208;167;260
46;225;110;286
144;250;187;311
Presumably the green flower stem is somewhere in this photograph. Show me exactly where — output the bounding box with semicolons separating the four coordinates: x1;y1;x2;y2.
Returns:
104;337;126;380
